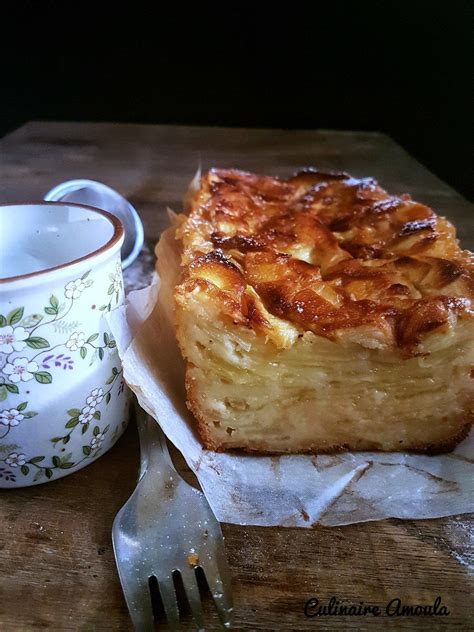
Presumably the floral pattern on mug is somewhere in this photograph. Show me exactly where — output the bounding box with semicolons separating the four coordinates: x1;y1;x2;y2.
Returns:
90;431;106;450
99;261;123;312
0;269;121;401
64;278;86;300
0;325;29;353
0;401;38;439
87;388;104;407
0;408;23;427
5;452;27;467
3;357;39;383
66;331;86;351
0;256;128;487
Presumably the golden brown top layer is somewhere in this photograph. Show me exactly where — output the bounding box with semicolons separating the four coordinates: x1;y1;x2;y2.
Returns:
175;168;474;352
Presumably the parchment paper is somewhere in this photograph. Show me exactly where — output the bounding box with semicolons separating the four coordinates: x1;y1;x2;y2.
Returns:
108;219;474;527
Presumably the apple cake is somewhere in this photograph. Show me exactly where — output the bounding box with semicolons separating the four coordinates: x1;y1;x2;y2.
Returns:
172;168;474;453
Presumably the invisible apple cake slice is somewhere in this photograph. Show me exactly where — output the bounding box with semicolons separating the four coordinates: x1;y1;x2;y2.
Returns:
172;168;474;453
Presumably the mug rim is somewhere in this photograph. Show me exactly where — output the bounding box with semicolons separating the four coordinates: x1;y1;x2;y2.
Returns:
0;201;124;285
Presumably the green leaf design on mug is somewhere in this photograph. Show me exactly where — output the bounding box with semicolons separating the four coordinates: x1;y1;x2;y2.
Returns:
52;319;82;334
20;314;43;328
7;307;24;325
34;371;52;384
26;336;50;349
44;295;60;316
29;456;45;464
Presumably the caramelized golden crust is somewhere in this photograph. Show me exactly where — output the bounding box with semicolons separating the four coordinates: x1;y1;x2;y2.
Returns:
176;168;474;353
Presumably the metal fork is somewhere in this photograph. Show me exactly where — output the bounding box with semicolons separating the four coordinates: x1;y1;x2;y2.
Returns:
112;411;233;630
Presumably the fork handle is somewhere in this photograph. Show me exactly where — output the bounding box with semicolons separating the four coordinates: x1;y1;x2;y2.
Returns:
135;407;173;480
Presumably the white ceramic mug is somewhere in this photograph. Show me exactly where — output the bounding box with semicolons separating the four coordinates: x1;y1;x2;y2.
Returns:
0;202;129;487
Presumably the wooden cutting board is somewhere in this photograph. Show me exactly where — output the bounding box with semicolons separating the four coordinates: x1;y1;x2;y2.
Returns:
0;122;472;631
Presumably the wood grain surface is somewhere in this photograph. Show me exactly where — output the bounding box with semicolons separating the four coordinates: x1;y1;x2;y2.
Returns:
0;122;473;631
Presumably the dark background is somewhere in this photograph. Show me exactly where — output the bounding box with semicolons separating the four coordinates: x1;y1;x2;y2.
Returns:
2;2;473;199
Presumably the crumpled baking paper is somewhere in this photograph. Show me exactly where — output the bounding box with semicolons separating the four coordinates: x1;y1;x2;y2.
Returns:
108;219;474;527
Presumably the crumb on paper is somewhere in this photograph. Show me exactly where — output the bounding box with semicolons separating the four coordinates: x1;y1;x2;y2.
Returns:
187;551;199;567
